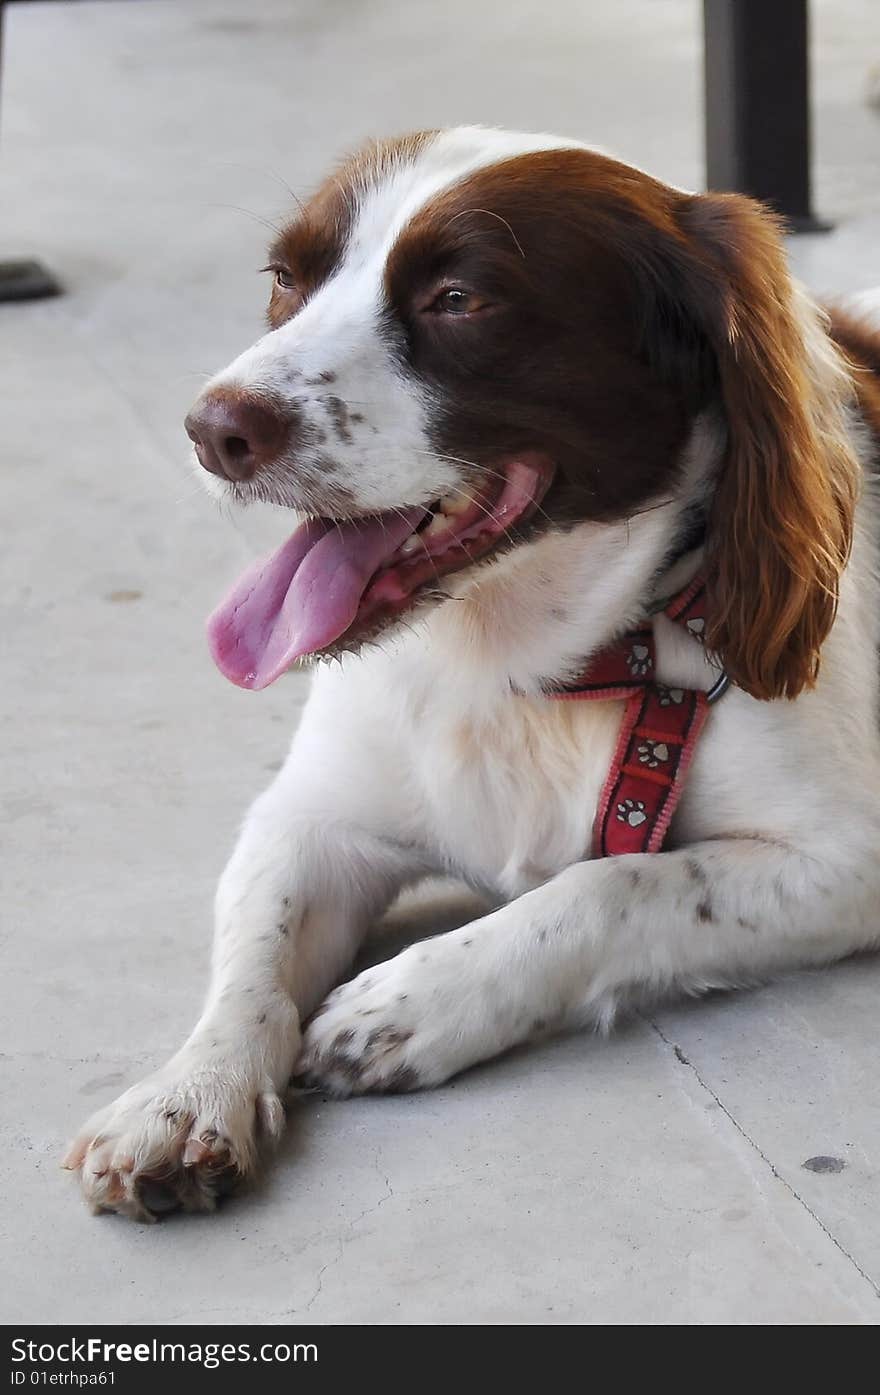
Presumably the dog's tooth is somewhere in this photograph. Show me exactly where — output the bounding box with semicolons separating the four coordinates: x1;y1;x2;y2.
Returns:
438;491;470;516
399;534;424;556
423;513;450;538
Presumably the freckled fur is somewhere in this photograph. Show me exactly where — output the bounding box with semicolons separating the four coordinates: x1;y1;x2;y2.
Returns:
67;126;880;1221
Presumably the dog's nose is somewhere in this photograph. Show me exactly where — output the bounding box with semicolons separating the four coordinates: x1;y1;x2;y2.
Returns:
185;388;287;482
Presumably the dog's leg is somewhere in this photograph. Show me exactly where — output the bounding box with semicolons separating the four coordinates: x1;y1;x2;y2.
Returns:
63;752;424;1221
298;837;880;1093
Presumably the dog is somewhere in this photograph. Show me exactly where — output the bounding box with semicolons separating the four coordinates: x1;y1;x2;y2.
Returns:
64;126;880;1221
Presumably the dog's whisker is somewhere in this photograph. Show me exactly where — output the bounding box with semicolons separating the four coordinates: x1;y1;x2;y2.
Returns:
206;202;284;237
411;451;557;534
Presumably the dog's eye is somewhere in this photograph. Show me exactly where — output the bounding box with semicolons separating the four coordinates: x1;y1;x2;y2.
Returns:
429;287;485;316
274;268;297;291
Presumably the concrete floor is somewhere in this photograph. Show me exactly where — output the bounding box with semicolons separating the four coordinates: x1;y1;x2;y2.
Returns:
2;0;880;1325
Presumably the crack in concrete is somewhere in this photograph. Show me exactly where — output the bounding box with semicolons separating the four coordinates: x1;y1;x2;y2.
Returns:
298;1159;396;1317
649;1018;880;1303
301;1237;344;1317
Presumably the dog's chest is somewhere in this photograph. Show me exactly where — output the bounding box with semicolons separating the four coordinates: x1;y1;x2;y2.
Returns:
409;690;622;897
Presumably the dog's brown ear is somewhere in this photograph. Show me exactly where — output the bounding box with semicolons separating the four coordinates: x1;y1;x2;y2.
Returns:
676;193;859;700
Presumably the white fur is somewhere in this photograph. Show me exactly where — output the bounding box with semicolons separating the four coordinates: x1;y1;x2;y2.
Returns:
65;129;880;1221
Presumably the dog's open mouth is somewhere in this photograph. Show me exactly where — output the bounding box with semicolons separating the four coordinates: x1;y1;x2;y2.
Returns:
207;453;554;688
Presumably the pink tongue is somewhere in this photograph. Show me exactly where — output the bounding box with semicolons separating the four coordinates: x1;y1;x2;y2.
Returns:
207;508;425;689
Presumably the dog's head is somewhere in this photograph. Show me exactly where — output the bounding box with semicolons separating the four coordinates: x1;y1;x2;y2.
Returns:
187;127;858;698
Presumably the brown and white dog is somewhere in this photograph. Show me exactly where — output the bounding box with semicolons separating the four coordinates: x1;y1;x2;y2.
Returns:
64;127;880;1221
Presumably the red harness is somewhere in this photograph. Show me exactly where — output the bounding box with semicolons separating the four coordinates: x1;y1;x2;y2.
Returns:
550;576;727;858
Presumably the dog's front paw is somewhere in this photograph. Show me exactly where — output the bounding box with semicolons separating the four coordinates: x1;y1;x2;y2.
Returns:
297;937;503;1096
62;1054;286;1222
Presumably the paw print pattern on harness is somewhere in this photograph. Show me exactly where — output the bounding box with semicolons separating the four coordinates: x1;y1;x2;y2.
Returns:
656;685;685;707
627;643;652;677
637;740;670;769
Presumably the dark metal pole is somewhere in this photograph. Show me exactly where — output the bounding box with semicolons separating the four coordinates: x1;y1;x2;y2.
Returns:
703;0;827;231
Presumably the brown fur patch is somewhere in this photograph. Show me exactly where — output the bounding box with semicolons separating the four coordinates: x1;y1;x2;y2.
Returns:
677;196;860;700
384;149;698;527
265;131;437;327
829;308;880;445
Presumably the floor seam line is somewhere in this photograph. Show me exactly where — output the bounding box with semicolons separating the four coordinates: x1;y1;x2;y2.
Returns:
648;1017;880;1302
